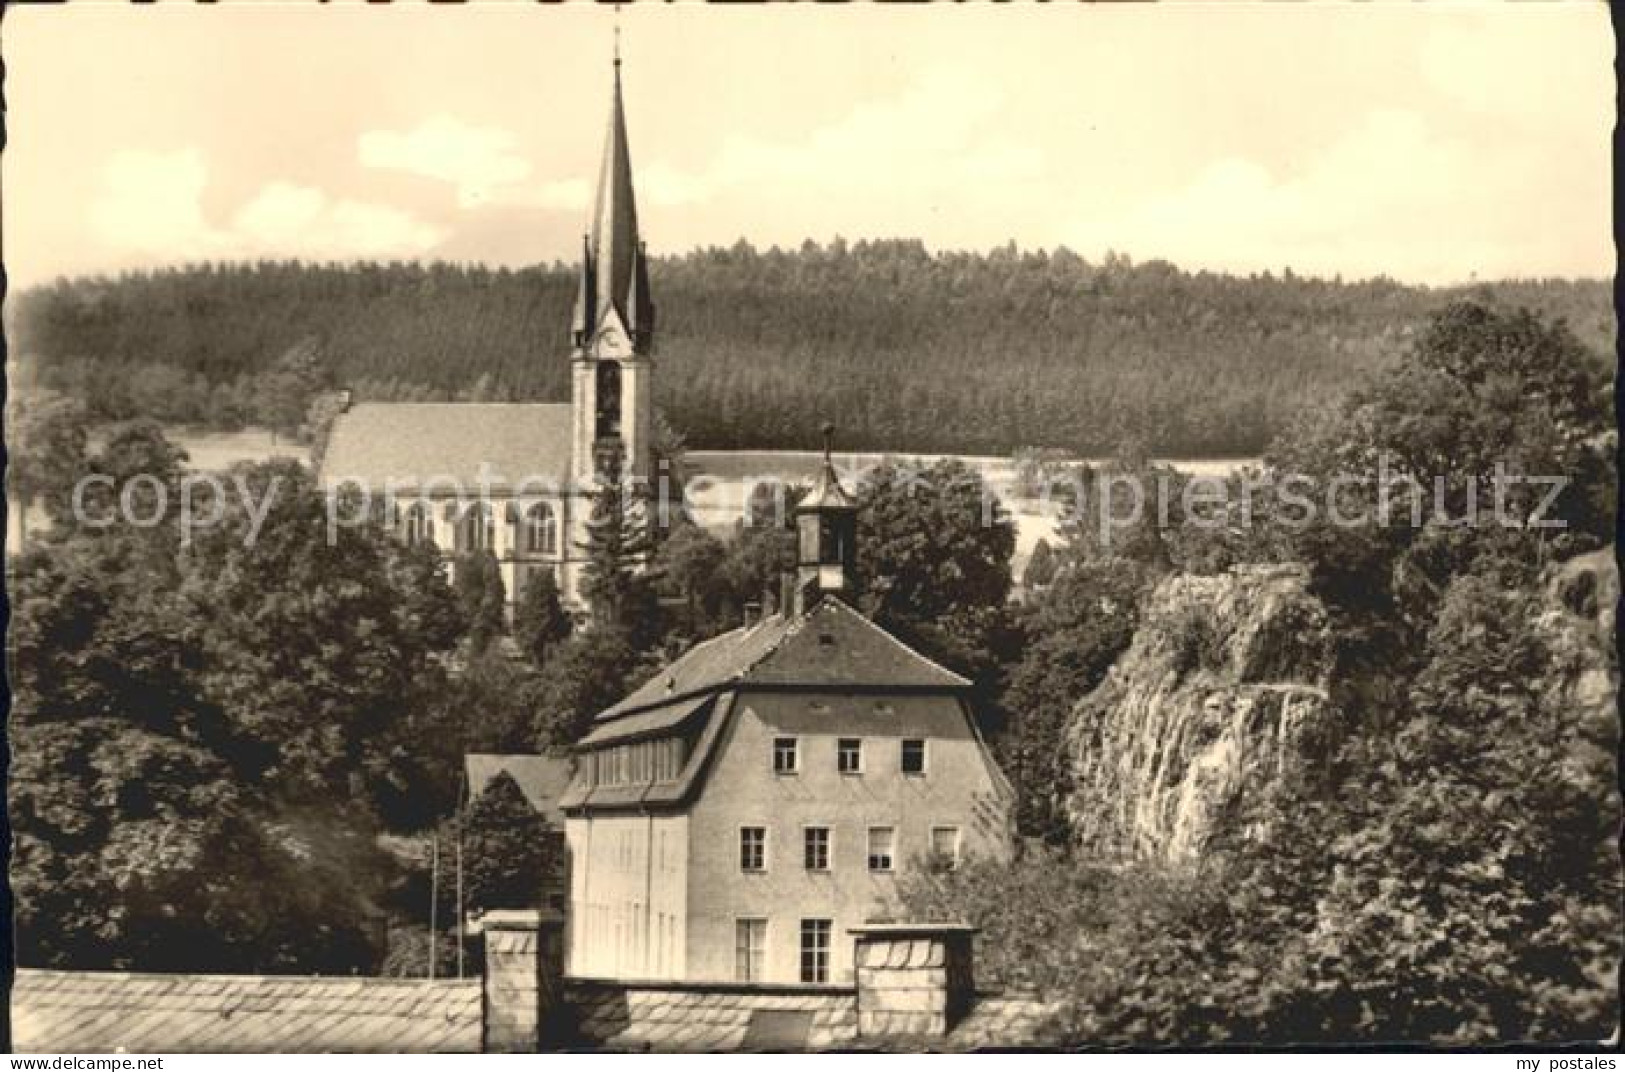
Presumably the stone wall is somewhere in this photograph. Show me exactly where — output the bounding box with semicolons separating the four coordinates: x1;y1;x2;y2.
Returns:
564;979;859;1051
486;913;1011;1051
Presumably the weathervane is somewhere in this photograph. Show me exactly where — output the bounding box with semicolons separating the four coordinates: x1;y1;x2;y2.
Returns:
821;421;836;464
613;1;622;69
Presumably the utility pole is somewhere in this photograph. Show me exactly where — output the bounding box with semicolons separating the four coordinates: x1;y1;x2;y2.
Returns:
455;826;466;980
428;832;439;981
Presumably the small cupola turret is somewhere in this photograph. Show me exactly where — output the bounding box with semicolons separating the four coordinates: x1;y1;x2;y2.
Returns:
795;422;858;614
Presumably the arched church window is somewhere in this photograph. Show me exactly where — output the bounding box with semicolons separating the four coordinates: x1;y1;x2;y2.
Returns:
595;361;623;440
457;501;495;553
525;502;559;555
403;502;432;547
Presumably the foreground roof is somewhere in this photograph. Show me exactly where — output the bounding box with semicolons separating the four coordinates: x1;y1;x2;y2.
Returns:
596;597;970;724
565;980;1062;1052
560;599;977;815
320;402;574;493
10;970;481;1053
465;752;576;826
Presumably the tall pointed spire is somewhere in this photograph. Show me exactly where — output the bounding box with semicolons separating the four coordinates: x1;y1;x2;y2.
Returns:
570;16;658;492
578;48;652;352
570;232;596;343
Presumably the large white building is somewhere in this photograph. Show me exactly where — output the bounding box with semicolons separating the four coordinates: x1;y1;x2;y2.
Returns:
559;458;1014;985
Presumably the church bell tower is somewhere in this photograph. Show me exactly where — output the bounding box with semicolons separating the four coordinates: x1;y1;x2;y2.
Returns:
571;46;656;488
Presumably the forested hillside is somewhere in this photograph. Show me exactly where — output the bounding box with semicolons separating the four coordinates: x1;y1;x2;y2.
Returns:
10;243;1611;456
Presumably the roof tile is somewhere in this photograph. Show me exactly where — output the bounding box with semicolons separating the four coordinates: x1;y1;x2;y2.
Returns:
10;971;482;1054
320;403;574;493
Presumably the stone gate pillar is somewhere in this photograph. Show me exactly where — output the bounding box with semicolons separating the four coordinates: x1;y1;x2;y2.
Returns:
482;908;566;1052
850;923;979;1039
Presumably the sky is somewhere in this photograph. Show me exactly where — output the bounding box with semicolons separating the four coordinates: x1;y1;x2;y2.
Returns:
1;2;1613;288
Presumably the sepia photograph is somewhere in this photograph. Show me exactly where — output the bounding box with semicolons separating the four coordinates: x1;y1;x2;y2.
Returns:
1;0;1619;1057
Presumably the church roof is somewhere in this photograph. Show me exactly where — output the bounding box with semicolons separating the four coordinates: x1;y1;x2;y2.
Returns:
594;597;970;725
319;402;574;493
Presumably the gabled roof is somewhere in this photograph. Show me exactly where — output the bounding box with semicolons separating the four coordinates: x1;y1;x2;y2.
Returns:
319;402;574;493
10;970;480;1053
464;752;576;826
596;597;969;723
561;601;981;816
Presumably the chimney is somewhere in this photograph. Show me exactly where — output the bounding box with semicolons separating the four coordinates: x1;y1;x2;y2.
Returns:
481;909;567;1053
336;388;353;413
850;923;979;1039
780;572;799;619
742;601;761;628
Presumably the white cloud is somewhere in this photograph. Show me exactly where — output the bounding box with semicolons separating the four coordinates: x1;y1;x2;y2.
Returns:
87;148;222;259
1419;9;1612;134
359;115;533;208
1078;107;1610;283
635;67;1044;210
232;182;446;260
233;182;327;243
88;150;445;264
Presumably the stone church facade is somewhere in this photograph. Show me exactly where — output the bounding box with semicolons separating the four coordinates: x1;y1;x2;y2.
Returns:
319;56;657;612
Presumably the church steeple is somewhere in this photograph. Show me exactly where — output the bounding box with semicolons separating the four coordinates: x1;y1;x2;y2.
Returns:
571;41;657;489
795;423;858;613
573;53;654;354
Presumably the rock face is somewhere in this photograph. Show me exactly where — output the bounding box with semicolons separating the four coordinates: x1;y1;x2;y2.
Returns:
1539;547;1618;735
1065;565;1336;863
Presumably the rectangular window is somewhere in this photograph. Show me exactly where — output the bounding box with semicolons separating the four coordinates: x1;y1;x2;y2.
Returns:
773;736;800;774
804;826;831;872
837;738;863;774
930;826;962;870
740;827;767;872
901;738;927;775
800;919;832;984
735;918;767;982
867;826;896;873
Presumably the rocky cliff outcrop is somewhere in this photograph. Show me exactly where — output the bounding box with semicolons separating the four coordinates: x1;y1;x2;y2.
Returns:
1064;564;1337;863
1538;546;1618;738
1065;550;1619;867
